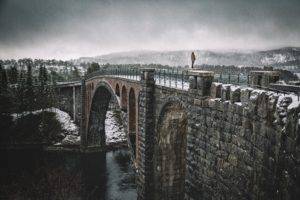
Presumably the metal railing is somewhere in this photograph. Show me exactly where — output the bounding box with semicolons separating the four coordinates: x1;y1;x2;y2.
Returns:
85;66;142;81
85;67;251;90
154;68;189;90
83;66;299;98
213;73;250;86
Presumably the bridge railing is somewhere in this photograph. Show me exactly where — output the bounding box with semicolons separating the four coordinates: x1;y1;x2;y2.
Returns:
213;73;250;86
154;68;189;90
85;66;142;81
85;66;251;89
83;67;300;98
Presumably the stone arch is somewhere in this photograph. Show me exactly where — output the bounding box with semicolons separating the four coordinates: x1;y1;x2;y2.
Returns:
121;85;128;111
154;98;188;200
128;88;137;157
87;81;119;147
115;83;120;97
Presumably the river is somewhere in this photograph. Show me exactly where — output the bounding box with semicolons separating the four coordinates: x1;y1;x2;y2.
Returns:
0;149;137;200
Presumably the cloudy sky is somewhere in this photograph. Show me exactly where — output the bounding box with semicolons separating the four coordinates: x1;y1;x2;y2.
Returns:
0;0;299;59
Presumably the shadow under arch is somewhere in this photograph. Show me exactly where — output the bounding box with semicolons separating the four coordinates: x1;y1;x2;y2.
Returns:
87;81;121;148
128;88;137;157
154;97;188;200
121;85;128;111
115;83;120;97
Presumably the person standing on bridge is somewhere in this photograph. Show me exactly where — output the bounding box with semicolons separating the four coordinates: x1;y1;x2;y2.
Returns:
191;52;196;68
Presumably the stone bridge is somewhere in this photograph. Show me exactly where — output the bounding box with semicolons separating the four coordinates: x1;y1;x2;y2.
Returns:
57;69;300;200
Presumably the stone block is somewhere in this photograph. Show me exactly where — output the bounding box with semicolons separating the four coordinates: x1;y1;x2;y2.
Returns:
241;88;253;104
230;87;241;103
211;82;222;98
221;85;231;101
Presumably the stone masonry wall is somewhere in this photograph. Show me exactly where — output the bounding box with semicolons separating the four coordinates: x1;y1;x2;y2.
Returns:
185;82;300;199
152;86;189;200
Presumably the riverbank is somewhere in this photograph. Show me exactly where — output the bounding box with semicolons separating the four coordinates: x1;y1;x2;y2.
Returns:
0;143;45;150
0;140;128;153
44;141;128;153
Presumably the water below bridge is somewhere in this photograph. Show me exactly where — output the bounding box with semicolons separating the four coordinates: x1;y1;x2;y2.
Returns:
0;149;137;200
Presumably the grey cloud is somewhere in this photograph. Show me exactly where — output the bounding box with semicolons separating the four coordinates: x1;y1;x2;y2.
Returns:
0;0;299;59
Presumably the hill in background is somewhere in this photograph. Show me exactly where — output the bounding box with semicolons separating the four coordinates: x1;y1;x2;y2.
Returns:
73;47;300;71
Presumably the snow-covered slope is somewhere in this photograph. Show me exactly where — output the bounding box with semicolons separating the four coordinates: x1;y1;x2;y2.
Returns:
105;111;126;145
74;47;300;68
12;108;79;135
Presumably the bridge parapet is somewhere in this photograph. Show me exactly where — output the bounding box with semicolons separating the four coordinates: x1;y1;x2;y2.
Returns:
188;70;214;97
186;80;300;199
250;70;280;88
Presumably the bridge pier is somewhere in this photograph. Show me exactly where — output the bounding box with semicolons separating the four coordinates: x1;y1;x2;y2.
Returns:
73;86;76;121
137;69;156;200
80;79;88;149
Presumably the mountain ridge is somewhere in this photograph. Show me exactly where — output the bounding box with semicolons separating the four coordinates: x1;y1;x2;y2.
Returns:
72;47;300;68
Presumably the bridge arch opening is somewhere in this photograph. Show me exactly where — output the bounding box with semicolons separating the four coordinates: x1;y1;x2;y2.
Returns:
128;88;137;157
115;83;120;97
154;100;188;200
121;85;127;111
87;85;113;147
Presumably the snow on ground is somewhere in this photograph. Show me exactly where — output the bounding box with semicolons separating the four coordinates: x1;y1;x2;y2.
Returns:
105;110;126;145
51;108;78;135
55;109;127;146
59;135;81;145
12;108;81;145
277;93;300;110
12;108;79;135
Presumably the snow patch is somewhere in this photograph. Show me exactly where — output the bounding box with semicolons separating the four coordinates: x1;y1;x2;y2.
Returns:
212;82;222;86
105;110;126;145
230;85;240;92
60;135;81;145
50;108;78;135
249;89;265;101
12;108;79;135
277;94;300;110
234;102;242;106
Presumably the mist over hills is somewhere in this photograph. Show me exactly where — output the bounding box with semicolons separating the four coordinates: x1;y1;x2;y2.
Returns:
73;47;300;70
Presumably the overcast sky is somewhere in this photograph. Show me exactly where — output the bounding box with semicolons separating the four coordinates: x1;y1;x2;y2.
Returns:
0;0;299;59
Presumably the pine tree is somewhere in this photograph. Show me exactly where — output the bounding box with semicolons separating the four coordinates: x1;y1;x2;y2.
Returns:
15;70;26;112
87;62;100;75
72;66;80;80
47;83;57;108
0;65;8;93
37;64;49;109
8;64;18;84
0;65;12;114
24;62;35;111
